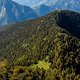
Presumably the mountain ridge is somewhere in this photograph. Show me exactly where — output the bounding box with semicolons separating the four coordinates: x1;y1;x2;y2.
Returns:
0;10;80;79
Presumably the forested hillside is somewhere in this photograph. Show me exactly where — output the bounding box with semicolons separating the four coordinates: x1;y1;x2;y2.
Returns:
0;10;80;80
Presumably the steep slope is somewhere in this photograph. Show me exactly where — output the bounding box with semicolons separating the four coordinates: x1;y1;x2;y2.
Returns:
0;0;38;26
0;10;80;79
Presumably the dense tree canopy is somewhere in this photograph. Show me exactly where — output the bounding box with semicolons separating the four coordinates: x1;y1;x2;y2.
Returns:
0;10;80;80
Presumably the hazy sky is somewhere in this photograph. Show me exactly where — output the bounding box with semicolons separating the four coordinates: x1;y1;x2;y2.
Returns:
12;0;58;7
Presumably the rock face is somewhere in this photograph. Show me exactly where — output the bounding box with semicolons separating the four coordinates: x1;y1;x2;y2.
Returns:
0;0;38;26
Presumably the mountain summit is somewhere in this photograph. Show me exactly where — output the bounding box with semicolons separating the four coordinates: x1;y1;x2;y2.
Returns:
0;0;38;26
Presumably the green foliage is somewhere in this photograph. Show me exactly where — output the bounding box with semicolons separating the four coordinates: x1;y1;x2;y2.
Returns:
0;10;80;79
30;60;51;70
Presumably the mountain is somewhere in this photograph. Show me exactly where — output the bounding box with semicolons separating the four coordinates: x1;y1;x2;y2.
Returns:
34;4;51;16
12;0;58;7
32;0;80;17
0;10;80;79
51;0;80;12
0;0;38;26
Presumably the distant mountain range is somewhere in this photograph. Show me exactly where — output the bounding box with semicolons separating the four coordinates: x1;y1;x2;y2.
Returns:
12;0;57;7
0;0;80;26
0;0;38;26
34;0;80;17
51;0;80;11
